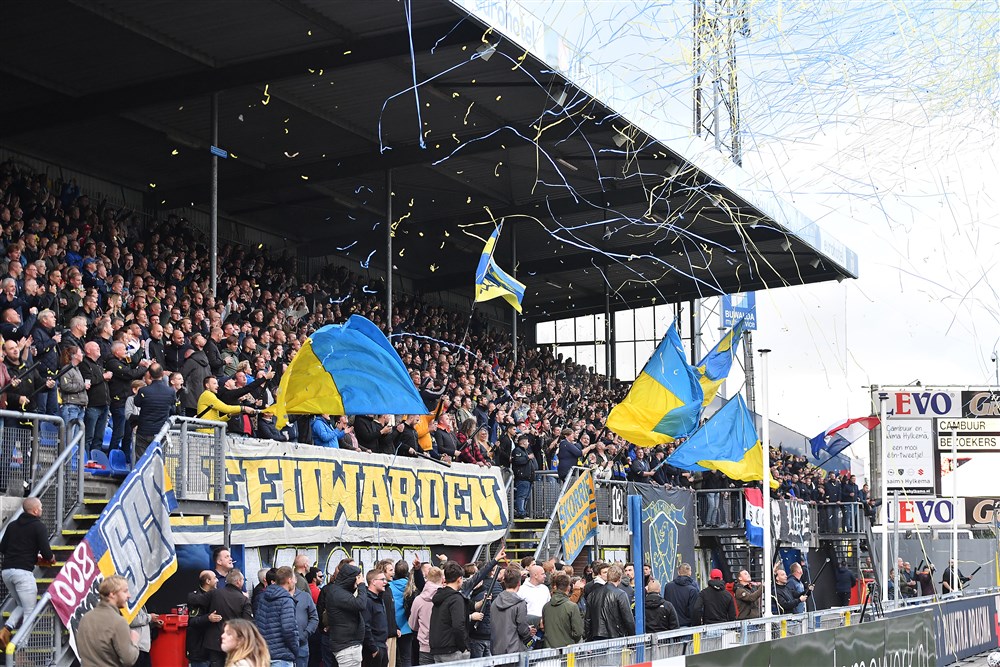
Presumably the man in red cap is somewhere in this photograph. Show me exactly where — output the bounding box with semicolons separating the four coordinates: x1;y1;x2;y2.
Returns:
691;569;736;626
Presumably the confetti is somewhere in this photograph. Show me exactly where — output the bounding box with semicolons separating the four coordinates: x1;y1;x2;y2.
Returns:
261;84;270;105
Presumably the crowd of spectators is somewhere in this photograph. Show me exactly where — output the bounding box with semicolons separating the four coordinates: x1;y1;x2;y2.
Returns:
0;159;873;523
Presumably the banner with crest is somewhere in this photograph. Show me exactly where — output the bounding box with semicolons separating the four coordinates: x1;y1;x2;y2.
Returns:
633;485;697;588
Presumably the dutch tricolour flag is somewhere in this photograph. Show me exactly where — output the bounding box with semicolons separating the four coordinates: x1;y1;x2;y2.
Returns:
809;416;881;460
745;488;764;547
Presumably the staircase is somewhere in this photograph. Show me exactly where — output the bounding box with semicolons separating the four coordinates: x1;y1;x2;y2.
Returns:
3;499;108;665
506;518;547;563
715;535;763;582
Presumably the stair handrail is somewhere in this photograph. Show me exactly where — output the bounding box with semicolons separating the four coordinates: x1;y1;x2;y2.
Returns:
0;421;84;542
6;419;176;667
532;467;585;563
471;473;513;565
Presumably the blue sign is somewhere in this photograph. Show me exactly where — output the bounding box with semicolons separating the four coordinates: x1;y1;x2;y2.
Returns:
721;292;757;330
210;145;229;159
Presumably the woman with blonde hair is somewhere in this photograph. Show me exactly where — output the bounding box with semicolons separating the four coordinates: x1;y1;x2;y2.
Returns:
221;618;270;667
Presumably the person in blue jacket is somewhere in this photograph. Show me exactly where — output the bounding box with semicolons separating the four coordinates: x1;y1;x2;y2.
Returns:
254;566;300;667
388;560;415;667
312;414;347;448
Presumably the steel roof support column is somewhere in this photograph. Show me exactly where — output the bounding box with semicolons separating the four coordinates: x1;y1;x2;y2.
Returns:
210;92;219;298
511;224;518;365
386;170;393;330
605;278;613;389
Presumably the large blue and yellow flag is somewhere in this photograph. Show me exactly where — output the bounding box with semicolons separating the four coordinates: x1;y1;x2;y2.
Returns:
606;322;704;447
666;394;776;487
694;316;746;406
475;226;525;312
271;315;427;427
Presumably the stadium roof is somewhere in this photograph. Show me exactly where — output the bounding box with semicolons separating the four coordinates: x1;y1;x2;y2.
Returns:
0;0;857;321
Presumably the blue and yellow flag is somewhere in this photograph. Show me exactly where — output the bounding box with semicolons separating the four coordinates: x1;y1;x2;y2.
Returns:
666;394;776;487
694;316;746;406
271;315;427;427
606;322;704;447
475;226;525;312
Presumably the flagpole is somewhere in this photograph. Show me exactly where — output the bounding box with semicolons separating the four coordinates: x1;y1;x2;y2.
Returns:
879;392;890;608
759;348;773;619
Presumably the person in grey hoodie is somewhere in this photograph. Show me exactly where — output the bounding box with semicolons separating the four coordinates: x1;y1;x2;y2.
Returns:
490;566;533;656
408;566;443;666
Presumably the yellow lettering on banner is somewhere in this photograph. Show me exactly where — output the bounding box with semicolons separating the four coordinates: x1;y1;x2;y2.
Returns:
417;471;445;525
359;465;393;523
445;476;471;527
225;459;246;524
468;478;500;528
283;459;322;524
388;469;418;522
327;462;360;523
243;459;283;524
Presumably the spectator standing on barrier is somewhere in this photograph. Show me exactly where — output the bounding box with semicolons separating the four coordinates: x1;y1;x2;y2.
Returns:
643;580;679;633
556;428;584;481
692;569;736;625
664;563;700;627
490;565;532;655
542;572;584;648
511;435;536;519
824;471;843;533
584;563;633;641
362;568;390;667
733;570;762;619
517;565;551;619
0;497;54;648
429;561;482;663
319;563;366;667
701;470;724;527
409;566;444;666
76;574;141;667
187;571;222;667
255;566;300;667
834;565;857;606
132;363;174;460
206;570;254;667
221;618;271;667
292;573;319;667
773;569;806;615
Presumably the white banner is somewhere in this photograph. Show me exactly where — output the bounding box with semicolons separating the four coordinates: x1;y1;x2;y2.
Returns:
170;440;509;547
884;418;937;494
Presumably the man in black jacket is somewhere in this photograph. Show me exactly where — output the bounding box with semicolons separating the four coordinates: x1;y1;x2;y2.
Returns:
0;497;54;649
133;363;175;461
429;561;483;662
511;435;537;519
644;580;679;632
105;341;150;455
319;563;367;667
663;563;700;627
186;570;222;667
30;308;61;415
773;569;807;614
205;569;252;667
584;564;634;640
204;326;226;377
80;341;112;451
362;569;390;667
692;569;736;625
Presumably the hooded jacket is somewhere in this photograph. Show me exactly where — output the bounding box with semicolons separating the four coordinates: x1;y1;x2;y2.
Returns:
643;592;680;633
180;350;211;411
0;512;54;571
409;580;441;653
388;577;413;636
429;585;470;655
489;590;531;656
541;591;583;649
319;564;367;653
254;584;300;661
692;578;736;625
663;575;700;626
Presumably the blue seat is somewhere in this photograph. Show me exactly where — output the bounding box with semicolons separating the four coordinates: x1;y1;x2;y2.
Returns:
39;422;59;448
108;449;130;477
87;449;113;477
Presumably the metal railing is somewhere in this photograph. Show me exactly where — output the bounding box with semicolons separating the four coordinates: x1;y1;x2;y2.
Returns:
816;501;866;534
693;489;745;529
438;589;1000;667
0;410;70;501
162;416;228;502
533;468;584;563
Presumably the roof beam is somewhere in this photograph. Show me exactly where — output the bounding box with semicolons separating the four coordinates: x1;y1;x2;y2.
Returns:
0;19;474;138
